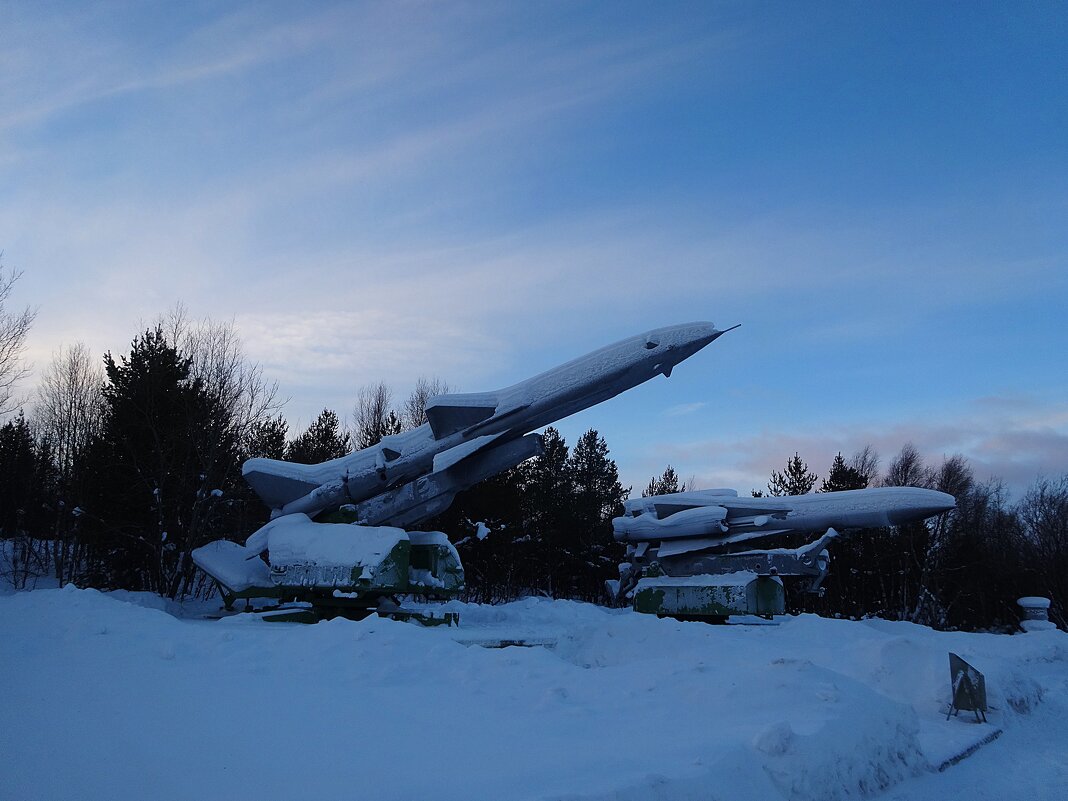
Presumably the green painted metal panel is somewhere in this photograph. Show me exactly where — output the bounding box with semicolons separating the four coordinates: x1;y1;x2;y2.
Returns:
633;574;784;618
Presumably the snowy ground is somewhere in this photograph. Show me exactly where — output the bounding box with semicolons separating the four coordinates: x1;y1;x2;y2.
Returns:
1;587;1066;801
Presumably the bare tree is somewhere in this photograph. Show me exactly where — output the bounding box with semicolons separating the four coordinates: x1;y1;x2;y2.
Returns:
34;343;105;583
35;343;104;477
932;454;974;499
908;455;975;626
882;443;932;488
0;261;37;416
849;445;880;487
352;381;402;448
1018;475;1068;627
161;305;283;442
402;376;450;429
156;306;283;597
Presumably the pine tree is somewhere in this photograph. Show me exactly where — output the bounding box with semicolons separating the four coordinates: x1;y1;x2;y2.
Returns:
519;427;571;597
570;430;627;525
643;464;685;497
0;413;43;535
83;327;239;596
383;410;403;439
285;409;351;463
767;452;818;496
245;414;289;460
0;413;53;588
429;467;530;603
819;452;868;492
567;429;628;600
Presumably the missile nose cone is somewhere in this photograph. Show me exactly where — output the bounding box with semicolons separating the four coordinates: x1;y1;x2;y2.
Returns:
682;321;739;351
687;322;736;343
694;323;718;347
709;322;740;342
650;321;738;375
889;488;957;524
926;490;957;514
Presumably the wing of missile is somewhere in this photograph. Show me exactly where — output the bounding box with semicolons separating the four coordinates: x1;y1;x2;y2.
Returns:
717;500;792;518
354;434;544;528
634;495;789;524
657;537;723;557
615;505;729;541
424;392;499;439
431;432;506;472
650;501;717;518
656;527;791;557
242;458;323;509
463;402;530;436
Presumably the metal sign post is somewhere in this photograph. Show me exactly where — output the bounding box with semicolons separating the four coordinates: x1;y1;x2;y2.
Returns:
947;653;988;723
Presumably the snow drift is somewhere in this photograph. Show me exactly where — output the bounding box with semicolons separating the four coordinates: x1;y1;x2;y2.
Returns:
1;588;1065;800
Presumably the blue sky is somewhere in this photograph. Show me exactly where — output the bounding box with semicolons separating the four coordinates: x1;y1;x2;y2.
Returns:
2;0;1066;496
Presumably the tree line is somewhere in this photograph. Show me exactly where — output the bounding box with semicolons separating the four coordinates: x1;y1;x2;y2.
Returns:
0;273;1063;630
739;448;1068;631
0;294;629;605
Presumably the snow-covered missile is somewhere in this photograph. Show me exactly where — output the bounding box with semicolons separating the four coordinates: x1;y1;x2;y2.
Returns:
613;486;957;618
243;321;735;526
614;486;957;552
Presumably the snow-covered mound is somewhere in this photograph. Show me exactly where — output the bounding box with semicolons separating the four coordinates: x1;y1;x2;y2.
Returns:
1;588;1065;801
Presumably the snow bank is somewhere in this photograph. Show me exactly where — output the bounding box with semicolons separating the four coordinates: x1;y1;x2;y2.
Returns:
1;588;1065;801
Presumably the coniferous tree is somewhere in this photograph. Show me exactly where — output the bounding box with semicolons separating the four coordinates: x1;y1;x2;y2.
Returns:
519;427;571;597
430;467;529;603
82;327;239;596
643;465;686;497
0;413;52;587
0;413;43;534
384;410;403;439
285;409;351;463
245;414;289;460
819;453;868;492
567;429;628;600
767;452;818;496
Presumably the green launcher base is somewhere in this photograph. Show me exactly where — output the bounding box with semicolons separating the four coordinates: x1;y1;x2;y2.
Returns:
633;572;785;621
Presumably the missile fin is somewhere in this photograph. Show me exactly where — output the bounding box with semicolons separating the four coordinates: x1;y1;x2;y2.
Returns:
424;392;499;439
719;501;791;518
462;403;530;437
657;537;723;557
651;501;703;518
432;433;506;473
242;458;322;509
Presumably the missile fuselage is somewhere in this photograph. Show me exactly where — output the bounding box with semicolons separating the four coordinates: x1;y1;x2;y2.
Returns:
243;322;730;525
615;486;957;556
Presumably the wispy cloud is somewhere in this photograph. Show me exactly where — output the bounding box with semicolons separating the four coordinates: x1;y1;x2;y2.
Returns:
1;4;351;135
637;395;1068;499
3;1;1065;490
666;402;707;417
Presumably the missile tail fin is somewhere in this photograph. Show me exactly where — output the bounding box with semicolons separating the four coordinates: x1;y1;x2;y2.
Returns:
432;433;505;472
424;392;499;439
242;458;322;509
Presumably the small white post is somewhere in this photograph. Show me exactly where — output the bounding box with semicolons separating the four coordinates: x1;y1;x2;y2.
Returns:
1017;597;1055;632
